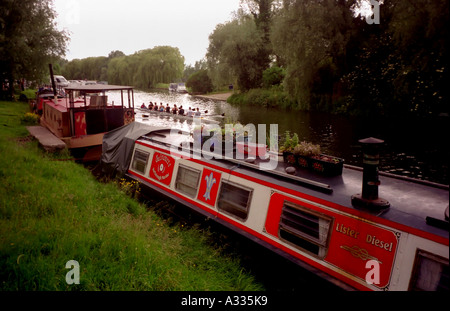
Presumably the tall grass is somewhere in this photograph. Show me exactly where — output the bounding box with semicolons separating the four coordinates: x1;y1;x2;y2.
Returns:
0;101;264;291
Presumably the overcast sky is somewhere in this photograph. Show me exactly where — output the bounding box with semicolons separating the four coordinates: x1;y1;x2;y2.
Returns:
53;0;241;66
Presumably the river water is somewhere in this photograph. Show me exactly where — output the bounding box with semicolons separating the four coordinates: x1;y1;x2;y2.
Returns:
109;89;449;185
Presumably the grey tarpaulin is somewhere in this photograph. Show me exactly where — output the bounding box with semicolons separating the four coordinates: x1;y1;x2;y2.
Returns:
100;122;165;177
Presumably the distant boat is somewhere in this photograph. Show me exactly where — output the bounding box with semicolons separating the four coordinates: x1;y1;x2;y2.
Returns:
169;82;188;94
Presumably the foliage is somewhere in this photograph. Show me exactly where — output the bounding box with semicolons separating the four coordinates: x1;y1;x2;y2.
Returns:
213;0;449;117
227;87;293;109
271;0;356;111
293;141;321;157
19;89;37;101
262;66;285;88
280;130;320;156
182;60;208;82
107;46;185;89
62;46;185;89
206;7;272;91
63;57;109;82
0;0;68;98
20;112;40;125
186;70;213;94
115;178;141;200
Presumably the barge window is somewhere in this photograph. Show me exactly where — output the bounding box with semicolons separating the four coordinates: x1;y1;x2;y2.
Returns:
410;250;449;291
217;181;252;221
279;202;332;259
175;165;200;198
131;149;150;174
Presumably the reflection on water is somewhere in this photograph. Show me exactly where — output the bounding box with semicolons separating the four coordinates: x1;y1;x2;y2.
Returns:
107;90;449;185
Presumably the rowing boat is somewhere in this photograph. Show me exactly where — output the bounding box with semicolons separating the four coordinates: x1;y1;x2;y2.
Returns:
138;108;220;124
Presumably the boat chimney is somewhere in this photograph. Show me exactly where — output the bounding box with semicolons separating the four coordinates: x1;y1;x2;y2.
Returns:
351;137;390;210
48;64;58;99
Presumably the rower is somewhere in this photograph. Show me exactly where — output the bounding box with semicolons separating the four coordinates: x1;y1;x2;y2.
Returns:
165;104;170;113
172;104;178;114
178;106;185;115
140;103;146;108
194;108;201;117
187;107;194;117
148;102;154;109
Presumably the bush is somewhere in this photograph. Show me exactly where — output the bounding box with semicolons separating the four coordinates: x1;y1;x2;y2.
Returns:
227;88;294;109
20;112;40;125
19;89;37;101
186;70;213;94
262;66;286;88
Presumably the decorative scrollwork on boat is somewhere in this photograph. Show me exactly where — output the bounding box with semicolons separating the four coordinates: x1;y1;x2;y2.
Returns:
340;245;381;263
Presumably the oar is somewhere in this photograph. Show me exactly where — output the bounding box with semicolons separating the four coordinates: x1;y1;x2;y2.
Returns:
204;113;225;118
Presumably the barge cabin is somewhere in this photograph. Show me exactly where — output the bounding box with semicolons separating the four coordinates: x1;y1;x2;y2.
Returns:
101;123;449;291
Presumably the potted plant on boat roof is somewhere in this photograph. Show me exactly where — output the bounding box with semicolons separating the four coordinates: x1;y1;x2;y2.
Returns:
280;131;344;176
280;131;298;165
294;141;321;169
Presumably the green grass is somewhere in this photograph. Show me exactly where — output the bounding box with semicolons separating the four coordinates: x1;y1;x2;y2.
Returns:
0;100;264;291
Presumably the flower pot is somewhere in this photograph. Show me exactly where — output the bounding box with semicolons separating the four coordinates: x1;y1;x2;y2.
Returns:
282;151;296;165
296;154;310;169
309;154;344;176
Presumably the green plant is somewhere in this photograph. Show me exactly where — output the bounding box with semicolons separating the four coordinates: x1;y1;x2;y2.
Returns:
293;141;321;157
116;177;141;199
281;131;291;152
291;133;299;150
20;112;40;125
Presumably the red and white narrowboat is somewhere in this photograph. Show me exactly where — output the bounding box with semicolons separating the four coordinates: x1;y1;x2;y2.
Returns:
101;123;449;291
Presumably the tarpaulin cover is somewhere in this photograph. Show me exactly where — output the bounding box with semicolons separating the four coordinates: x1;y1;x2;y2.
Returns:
100;122;164;177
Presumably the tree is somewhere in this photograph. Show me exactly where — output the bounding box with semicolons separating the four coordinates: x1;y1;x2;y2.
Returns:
262;66;285;88
271;0;357;110
0;0;68;98
104;46;185;89
108;50;125;59
186;70;213;94
207;17;267;91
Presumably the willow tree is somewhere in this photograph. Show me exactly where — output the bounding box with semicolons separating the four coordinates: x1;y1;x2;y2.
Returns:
105;46;184;89
271;0;356;110
0;0;68;98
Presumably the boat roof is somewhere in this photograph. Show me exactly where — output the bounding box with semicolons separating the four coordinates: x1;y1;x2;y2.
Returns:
133;127;449;240
65;84;133;92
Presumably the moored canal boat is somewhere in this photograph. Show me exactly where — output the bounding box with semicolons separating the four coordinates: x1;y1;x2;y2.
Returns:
101;123;449;291
39;84;135;160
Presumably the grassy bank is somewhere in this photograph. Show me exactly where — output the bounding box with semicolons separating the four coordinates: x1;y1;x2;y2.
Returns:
0;100;264;291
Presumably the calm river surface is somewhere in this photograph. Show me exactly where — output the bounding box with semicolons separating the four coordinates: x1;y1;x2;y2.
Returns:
110;89;449;185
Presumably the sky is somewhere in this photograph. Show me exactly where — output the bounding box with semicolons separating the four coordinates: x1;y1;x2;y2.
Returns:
53;0;241;66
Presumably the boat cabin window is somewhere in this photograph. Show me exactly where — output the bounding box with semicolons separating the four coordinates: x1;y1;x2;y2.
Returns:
410;250;449;291
217;181;253;221
175;165;201;198
131;149;150;174
279;201;332;259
